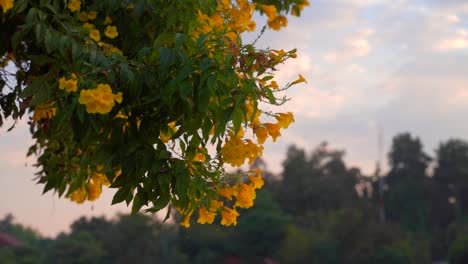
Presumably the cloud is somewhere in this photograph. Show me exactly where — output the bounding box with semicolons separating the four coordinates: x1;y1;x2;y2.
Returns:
436;28;468;51
324;29;374;63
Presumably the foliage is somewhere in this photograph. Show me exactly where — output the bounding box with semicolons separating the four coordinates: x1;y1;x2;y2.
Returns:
384;133;432;233
0;0;309;226
275;143;360;217
449;233;468;264
4;134;468;262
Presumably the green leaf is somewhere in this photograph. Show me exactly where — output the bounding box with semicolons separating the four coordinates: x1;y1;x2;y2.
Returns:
120;63;135;84
72;41;82;61
264;87;277;104
175;33;186;49
162;205;172;223
112;187;132;205
159;47;178;76
44;29;56;53
15;0;29;13
34;23;46;42
131;192;143;214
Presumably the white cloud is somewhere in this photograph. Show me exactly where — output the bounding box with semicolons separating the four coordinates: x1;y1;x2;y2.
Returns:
324;29;374;63
436;28;468;51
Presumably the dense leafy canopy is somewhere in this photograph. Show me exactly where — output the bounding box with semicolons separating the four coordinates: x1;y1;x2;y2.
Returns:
0;0;308;226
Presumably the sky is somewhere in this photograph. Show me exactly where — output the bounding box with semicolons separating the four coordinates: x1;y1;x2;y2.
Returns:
3;0;468;237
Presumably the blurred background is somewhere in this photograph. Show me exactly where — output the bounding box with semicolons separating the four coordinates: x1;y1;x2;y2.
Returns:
2;0;468;263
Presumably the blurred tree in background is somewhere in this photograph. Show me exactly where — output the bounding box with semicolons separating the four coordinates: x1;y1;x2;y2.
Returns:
2;134;468;263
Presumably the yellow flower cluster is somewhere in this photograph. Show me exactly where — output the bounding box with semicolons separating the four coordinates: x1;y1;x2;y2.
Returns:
181;169;264;227
193;0;256;45
74;3;119;47
78;83;123;114
69;166;121;204
32;101;56;122
69;166;109;203
252;112;295;143
261;4;288;31
220;128;264;167
197;200;224;224
58;74;78;92
291;0;310;17
0;0;14;13
78;10;97;22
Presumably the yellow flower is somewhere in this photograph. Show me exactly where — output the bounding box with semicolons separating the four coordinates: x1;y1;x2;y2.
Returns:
0;0;14;13
291;74;306;85
79;83;122;114
58;76;78;92
83;22;95;30
159;121;177;143
264;123;281;142
89;29;100;42
91;171;110;186
248;169;264;189
269;81;279;90
104;25;118;39
69;186;87;204
255;127;268;144
261;5;277;20
193;152;206;163
275;112;295;129
110;46;123;55
86;182;102;201
268;15;288;31
234;183;256;208
32;102;57;121
180;212;192;228
87;10;98;20
67;0;81;13
220;207;240;226
114;92;123;103
209;200;223;211
197;206;216;224
78;11;88;22
218;186;236;200
103;16;112;25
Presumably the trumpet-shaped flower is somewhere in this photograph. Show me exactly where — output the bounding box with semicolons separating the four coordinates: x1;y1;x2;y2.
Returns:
32;102;56;121
67;0;81;12
220;206;240;226
264;123;281;142
0;0;13;13
105;25;118;39
248;169;264;189
89;29;101;42
197;206;216;224
234;183;256;208
291;74;306;85
275;112;295;129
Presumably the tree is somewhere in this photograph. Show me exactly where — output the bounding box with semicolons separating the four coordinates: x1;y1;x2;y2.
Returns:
47;231;106;264
385;133;432;233
0;0;309;226
275;143;360;217
434;139;468;223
